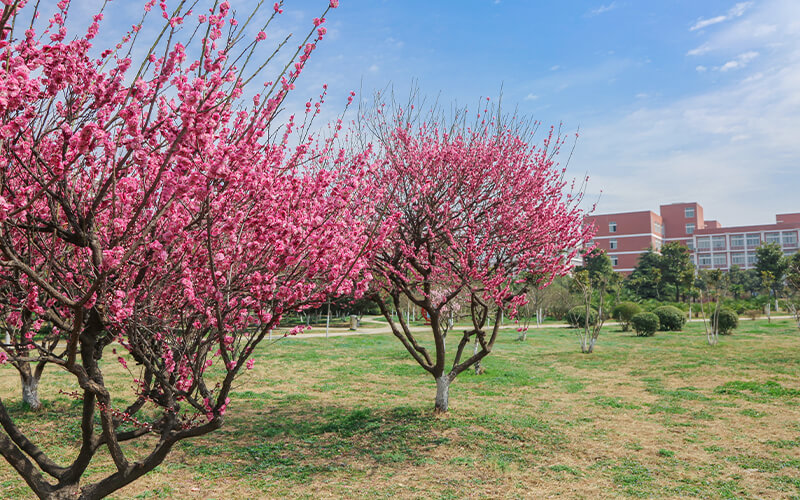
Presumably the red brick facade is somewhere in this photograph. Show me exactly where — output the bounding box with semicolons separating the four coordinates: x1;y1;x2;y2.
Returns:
585;203;800;274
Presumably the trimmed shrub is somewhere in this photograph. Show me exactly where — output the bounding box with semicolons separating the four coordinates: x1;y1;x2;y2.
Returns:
566;306;598;328
631;312;659;337
612;302;642;331
712;308;739;335
653;305;686;331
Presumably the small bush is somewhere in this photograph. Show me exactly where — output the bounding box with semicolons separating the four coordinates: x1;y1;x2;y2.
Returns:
566;306;598;328
631;312;659;337
712;308;739;335
613;302;642;331
653;305;686;331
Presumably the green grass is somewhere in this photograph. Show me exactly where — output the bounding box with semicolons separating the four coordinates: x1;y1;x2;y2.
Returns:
1;319;800;498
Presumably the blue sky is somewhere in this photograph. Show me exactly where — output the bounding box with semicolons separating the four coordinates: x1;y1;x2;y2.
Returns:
55;1;800;225
284;0;800;225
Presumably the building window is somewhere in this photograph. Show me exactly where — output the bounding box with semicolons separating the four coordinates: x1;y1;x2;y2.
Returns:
686;223;695;234
765;232;781;245
746;253;757;266
698;254;712;267
653;222;663;235
730;234;744;248
685;207;695;218
687;240;695;251
782;231;798;247
609;221;617;233
654;240;663;251
697;237;710;251
746;233;761;248
713;254;726;268
712;235;726;250
731;253;745;266
611;256;618;266
609;239;617;250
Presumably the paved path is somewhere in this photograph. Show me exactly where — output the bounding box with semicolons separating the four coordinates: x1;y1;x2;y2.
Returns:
284;314;796;340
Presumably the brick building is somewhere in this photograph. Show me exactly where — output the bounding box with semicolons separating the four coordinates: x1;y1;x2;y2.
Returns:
585;202;800;273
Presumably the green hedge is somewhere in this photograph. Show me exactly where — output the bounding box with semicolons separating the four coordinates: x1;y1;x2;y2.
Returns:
631;312;659;337
653;305;686;331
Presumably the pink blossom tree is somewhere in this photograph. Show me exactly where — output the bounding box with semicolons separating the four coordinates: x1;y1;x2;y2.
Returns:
365;96;594;413
0;1;376;498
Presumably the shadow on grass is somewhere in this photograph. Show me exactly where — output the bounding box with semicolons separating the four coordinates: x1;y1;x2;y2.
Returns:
178;397;567;484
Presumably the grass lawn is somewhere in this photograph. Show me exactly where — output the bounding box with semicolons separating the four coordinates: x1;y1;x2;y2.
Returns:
2;319;800;498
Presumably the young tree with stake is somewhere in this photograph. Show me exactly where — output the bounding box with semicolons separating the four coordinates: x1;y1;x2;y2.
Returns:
571;248;615;353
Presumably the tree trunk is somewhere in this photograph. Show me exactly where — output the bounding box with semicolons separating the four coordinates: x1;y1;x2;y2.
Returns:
767;302;771;323
325;302;330;338
472;339;483;374
434;375;450;413
20;372;41;410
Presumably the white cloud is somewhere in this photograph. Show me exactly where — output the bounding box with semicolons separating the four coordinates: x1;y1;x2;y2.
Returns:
524;93;539;101
718;50;759;71
695;65;708;72
690;2;753;31
587;2;618;17
368;64;380;73
687;44;711;56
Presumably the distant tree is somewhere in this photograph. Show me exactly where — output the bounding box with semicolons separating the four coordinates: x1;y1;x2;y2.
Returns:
755;242;788;299
626;249;663;300
659;242;695;302
728;265;760;298
626;243;693;302
580;248;616;283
